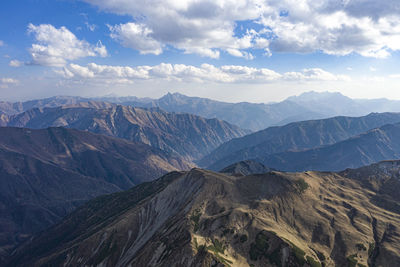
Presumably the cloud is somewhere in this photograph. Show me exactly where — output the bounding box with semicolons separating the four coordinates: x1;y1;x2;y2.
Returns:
58;62;349;84
0;78;19;88
81;0;400;58
85;22;97;32
0;40;4;46
28;23;107;66
9;60;23;67
109;23;163;55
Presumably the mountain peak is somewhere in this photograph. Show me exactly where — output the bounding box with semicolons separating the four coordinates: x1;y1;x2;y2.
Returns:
286;91;350;102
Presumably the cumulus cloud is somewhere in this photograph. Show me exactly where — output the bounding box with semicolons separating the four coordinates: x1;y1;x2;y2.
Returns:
58;62;349;84
28;23;107;66
109;23;163;55
9;60;23;67
81;0;400;58
0;78;19;88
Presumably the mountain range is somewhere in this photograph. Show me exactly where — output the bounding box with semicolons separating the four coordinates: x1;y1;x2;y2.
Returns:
261;122;400;172
3;91;400;131
0;127;192;262
200;112;400;170
7;161;400;266
4;105;249;162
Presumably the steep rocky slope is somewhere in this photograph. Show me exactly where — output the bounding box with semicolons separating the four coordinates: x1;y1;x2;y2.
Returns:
6;105;249;162
200;112;400;170
0;127;191;262
8;163;400;266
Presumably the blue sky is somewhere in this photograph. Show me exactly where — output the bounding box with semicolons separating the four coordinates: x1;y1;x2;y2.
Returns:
1;0;400;102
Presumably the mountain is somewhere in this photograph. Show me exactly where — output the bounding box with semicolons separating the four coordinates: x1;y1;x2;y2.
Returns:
3;91;400;131
0;96;94;115
126;92;325;131
261;122;400;172
111;91;400;131
0;127;191;262
8;163;400;266
6;105;249;162
219;160;274;176
200;112;400;170
287;91;400;118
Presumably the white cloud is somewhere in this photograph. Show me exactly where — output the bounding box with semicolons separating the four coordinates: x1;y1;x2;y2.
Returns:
109;23;162;55
58;62;348;84
28;23;107;66
9;60;23;67
0;78;19;88
81;0;400;58
0;40;4;46
85;22;97;32
369;66;377;72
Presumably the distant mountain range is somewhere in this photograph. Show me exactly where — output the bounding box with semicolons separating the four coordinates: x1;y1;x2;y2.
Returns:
200;112;400;170
0;127;192;262
8;161;400;266
4;105;249;162
3;91;400;131
262;122;400;171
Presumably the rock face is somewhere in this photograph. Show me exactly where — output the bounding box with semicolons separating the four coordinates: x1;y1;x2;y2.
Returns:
8;162;400;267
200;112;400;170
0;127;192;262
6;105;250;162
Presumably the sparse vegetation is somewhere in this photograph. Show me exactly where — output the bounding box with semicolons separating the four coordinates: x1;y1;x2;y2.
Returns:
190;209;201;232
356;243;367;251
368;242;375;257
268;248;281;266
249;231;270;261
296;178;309;193
347;254;358;267
207;239;232;266
207;239;225;254
240;234;248;243
291;243;306;265
306;256;322;267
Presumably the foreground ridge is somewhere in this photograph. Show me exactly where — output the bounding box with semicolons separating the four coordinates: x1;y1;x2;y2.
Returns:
8;161;400;266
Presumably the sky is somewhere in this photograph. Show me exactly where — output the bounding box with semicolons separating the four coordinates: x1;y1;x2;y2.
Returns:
1;0;400;103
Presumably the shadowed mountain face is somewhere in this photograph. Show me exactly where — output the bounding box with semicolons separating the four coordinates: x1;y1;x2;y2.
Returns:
8;162;400;267
200;112;400;170
6;105;250;162
261;123;400;172
219;160;274;176
0;127;192;262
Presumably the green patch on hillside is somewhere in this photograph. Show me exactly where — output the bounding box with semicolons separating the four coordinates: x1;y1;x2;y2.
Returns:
190;209;202;232
295;178;309;193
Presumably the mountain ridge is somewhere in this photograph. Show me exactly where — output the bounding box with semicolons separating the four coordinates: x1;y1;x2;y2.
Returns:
8;161;400;266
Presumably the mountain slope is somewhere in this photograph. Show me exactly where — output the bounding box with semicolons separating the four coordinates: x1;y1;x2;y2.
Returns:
8;164;400;266
219;160;274;176
261;123;400;172
201;112;400;170
0;127;191;261
6;105;250;162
